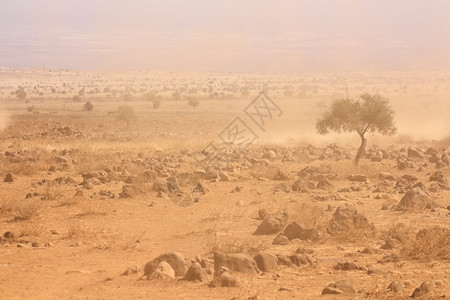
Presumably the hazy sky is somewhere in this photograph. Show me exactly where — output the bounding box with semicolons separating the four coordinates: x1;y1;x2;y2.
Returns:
1;0;450;71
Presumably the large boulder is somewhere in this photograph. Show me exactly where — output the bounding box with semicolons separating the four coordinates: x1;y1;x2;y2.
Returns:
282;222;320;241
144;252;187;277
183;262;210;282
213;252;260;275
322;281;355;295
395;187;437;210
147;261;176;280
254;213;288;235
253;253;278;272
328;205;372;233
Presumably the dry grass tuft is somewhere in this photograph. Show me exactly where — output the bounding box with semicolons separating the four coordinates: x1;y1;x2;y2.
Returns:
122;230;147;250
206;237;269;255
18;223;46;237
401;226;450;261
0;196;42;221
288;201;325;228
44;182;65;200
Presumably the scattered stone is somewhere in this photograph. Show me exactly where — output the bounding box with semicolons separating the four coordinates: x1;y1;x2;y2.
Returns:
214;268;242;287
322;281;355;295
334;261;361;271
347;174;368;182
183;262;210;282
3;231;15;240
148;261;176;280
253;253;278;272
119;185;141;198
4;173;15;183
272;234;290;245
282;222;320;241
387;281;404;294
254;213;288;235
144;252;187;277
429;171;447;184
273;170;294;181
214;252;259;275
395;187;437;210
327;205;373;233
411;281;435;298
121;265;140;276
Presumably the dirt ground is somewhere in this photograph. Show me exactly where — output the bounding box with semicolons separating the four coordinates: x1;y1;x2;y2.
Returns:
0;70;449;299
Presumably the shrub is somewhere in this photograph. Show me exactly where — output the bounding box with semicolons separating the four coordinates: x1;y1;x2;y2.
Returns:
83;101;94;111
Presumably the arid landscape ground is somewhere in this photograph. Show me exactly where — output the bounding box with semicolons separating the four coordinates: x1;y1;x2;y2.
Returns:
0;69;449;299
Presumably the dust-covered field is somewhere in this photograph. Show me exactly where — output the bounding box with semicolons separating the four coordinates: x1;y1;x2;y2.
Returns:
0;69;449;299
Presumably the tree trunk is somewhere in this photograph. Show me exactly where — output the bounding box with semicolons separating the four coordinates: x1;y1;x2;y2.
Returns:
354;135;367;165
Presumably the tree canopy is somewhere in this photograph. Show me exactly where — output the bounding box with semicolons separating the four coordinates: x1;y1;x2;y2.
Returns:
316;93;396;164
316;93;396;138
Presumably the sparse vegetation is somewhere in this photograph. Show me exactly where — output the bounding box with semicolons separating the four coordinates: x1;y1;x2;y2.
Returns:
83;101;94;111
116;105;137;127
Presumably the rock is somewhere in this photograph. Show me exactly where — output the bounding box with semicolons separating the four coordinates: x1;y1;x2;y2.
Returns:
4;173;15;183
316;176;334;190
121;265;140;276
411;281;435;298
272;234;290;245
347;174;368;182
295;247;315;254
192;182;209;195
215;268;242;287
253;253;278;272
327;205;372;233
290;254;313;266
257;208;269;220
254;213;288;235
333;261;361;271
429;171;447;184
3;231;15;239
292;179;308;192
148;261;176;280
387;281;404;293
119;185;141;198
275;255;293;267
322;281;355;295
379;172;396;181
408;147;424;160
144;252;187;277
396;187;437;210
282;222;320;241
273;170;294;181
213;252;259;275
166;177;181;193
367;268;388;275
360;246;382;254
183;262;210;282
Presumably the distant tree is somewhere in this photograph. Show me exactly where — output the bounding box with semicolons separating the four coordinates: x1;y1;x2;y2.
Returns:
72;95;81;102
187;98;199;112
316;94;396;165
172;91;181;100
83;101;94;111
78;87;85;96
15;88;27;100
152;99;161;109
122;93;133;102
116;105;137;128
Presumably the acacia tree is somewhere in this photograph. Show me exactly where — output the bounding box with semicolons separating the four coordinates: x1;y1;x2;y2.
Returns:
316;93;396;165
116;105;137;128
187;98;199;112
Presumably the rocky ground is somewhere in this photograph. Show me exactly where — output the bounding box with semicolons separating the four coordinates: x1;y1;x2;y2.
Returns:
0;71;449;299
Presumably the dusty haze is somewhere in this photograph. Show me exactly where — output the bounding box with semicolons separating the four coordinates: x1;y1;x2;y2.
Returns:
0;2;449;300
1;0;450;71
